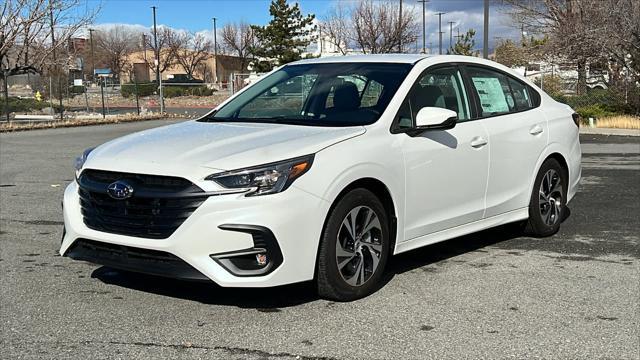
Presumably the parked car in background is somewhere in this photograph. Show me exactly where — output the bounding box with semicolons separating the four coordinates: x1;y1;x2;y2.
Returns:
62;55;581;301
164;74;204;84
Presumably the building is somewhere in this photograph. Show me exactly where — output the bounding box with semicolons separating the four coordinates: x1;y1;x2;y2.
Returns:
120;50;248;85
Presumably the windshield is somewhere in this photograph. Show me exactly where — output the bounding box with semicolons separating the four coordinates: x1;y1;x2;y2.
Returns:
201;63;412;127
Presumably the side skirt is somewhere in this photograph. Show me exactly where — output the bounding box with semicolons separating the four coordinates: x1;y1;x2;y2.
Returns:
394;208;528;255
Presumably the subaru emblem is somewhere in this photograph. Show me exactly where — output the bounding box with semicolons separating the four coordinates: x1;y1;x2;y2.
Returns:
107;181;134;200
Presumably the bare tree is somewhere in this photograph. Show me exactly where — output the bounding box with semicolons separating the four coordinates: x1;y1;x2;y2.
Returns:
351;0;418;54
221;22;253;70
174;32;212;79
95;25;141;80
319;3;351;55
1;0;97;75
143;26;180;74
494;39;527;67
505;0;639;94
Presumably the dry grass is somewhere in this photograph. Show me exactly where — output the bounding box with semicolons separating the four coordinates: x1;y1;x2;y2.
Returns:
0;113;187;133
596;115;640;129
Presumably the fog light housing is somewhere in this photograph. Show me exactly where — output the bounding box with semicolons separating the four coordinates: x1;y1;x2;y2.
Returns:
210;224;283;277
256;253;267;266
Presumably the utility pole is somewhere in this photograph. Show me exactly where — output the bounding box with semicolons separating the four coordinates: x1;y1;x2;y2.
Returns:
451;27;462;54
49;0;63;121
483;0;489;59
151;6;164;113
417;0;428;54
142;33;147;62
88;28;95;83
398;0;403;52
212;17;218;85
448;21;455;53
2;67;9;122
435;12;445;55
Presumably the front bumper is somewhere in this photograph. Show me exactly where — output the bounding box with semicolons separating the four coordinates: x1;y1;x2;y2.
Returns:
60;181;330;287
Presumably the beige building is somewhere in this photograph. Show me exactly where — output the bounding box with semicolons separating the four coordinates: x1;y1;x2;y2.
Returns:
121;49;248;84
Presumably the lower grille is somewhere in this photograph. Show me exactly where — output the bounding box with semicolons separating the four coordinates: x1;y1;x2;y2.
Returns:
66;238;209;281
78;169;208;239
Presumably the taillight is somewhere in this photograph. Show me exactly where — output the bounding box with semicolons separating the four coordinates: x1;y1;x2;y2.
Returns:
571;113;580;127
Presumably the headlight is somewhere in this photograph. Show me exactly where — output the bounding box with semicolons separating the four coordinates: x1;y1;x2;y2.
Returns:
74;147;95;179
206;155;314;196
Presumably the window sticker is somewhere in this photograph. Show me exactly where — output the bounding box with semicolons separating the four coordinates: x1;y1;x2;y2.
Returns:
472;77;509;114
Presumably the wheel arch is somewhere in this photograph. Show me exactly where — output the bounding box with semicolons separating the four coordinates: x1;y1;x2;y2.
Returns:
314;177;399;278
529;145;571;204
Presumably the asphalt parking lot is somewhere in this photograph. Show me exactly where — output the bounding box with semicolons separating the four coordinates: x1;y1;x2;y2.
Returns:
1;120;638;359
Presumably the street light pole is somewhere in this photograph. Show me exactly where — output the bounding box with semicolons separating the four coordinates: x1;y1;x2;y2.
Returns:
448;21;455;53
151;6;164;113
49;1;63;122
417;0;428;54
89;28;95;83
212;17;218;85
483;0;489;59
435;12;445;55
398;0;403;52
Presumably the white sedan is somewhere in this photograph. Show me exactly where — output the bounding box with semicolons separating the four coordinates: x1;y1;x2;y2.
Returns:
61;55;581;301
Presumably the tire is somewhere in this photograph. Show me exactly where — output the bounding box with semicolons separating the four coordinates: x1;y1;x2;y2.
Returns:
525;158;568;237
316;188;390;301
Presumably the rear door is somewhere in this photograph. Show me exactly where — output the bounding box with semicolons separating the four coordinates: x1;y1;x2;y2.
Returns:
463;65;548;218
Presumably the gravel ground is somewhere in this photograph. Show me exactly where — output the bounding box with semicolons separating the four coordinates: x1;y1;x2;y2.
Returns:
1;121;638;359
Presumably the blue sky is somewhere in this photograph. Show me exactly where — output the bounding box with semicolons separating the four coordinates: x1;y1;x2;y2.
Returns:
90;0;517;52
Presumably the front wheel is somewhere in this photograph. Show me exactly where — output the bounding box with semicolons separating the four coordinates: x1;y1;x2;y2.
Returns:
525;158;568;237
316;188;390;301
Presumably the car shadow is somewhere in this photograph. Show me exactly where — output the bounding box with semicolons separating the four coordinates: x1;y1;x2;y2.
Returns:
382;223;524;283
91;266;319;309
91;223;529;308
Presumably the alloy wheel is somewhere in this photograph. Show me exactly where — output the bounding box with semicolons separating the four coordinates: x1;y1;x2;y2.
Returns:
335;206;383;287
539;169;563;226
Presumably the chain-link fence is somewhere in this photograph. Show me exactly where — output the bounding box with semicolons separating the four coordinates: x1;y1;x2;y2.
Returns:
524;65;639;128
229;73;268;94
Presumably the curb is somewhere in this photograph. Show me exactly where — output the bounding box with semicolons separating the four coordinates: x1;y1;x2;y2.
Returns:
579;127;640;137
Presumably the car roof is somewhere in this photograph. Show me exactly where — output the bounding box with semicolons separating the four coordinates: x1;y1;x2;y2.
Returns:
290;54;504;67
288;54;538;89
292;54;431;65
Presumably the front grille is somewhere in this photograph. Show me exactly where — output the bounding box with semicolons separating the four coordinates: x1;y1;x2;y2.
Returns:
66;239;209;281
78;169;208;239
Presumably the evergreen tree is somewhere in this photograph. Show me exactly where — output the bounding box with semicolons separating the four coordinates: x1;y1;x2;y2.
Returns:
250;0;316;72
449;29;478;57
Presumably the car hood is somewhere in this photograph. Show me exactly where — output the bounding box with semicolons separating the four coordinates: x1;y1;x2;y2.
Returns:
84;120;365;179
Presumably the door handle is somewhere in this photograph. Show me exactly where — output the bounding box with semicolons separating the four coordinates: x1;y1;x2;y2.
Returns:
529;124;544;135
470;136;488;148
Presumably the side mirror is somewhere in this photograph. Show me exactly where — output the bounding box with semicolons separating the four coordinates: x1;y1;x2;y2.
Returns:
414;107;457;131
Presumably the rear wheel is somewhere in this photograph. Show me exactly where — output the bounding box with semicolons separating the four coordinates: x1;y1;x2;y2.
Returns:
316;188;390;301
525;158;567;237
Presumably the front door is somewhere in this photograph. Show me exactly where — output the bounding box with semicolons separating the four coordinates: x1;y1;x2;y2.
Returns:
397;66;490;241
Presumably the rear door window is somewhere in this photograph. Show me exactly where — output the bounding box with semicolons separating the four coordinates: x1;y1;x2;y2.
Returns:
466;67;515;117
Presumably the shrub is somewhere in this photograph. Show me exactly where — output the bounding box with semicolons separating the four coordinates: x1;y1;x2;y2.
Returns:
1;97;63;113
121;83;157;98
69;85;85;94
552;88;636;116
163;85;214;98
574;104;616;119
162;86;184;98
